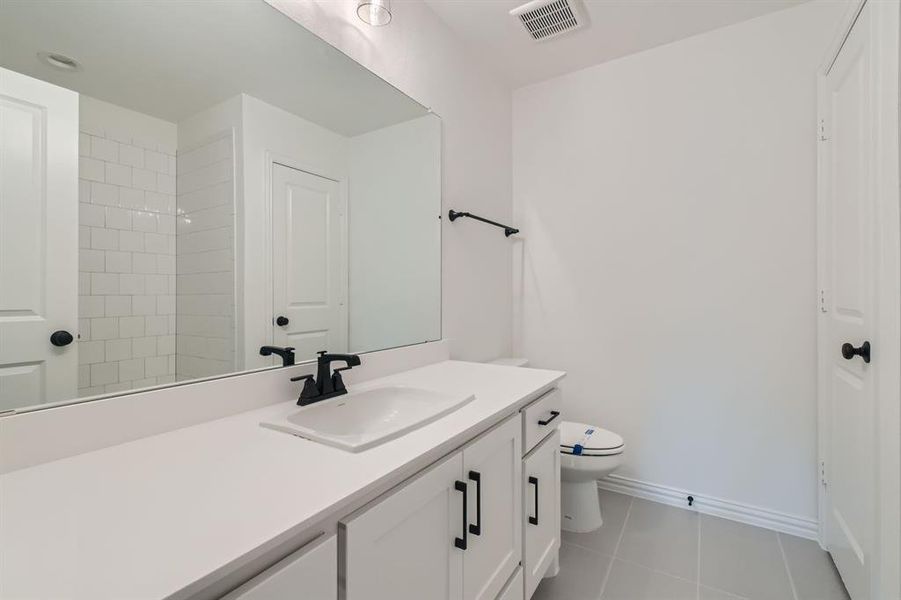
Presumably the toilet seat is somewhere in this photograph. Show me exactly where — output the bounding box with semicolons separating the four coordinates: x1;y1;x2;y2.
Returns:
560;421;624;456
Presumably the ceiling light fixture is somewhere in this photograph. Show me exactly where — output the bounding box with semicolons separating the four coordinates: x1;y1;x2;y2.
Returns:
37;51;81;72
356;0;391;26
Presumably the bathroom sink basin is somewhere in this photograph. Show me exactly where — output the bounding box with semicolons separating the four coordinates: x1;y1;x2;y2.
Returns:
260;385;474;452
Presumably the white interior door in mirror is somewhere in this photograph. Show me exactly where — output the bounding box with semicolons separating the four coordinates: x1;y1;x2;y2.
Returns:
0;68;78;410
271;163;347;362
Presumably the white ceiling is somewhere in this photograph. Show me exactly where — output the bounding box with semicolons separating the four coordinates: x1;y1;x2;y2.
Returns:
425;0;810;88
0;0;427;136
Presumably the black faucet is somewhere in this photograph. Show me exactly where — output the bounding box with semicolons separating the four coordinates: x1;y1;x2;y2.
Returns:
260;346;295;367
292;351;361;406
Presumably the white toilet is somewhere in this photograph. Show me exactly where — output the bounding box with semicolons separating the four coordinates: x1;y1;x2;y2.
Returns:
559;421;624;533
488;358;625;534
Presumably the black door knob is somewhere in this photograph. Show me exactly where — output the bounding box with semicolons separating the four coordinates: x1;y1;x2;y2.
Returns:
841;341;871;364
275;316;289;327
50;330;74;347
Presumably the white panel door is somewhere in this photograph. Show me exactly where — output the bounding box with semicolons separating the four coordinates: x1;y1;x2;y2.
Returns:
342;452;464;600
819;5;877;598
271;163;346;363
523;429;560;600
0;67;78;410
462;415;521;600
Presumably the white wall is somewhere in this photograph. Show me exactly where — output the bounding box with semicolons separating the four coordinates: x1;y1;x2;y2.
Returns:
348;115;441;353
267;0;513;362
513;1;846;520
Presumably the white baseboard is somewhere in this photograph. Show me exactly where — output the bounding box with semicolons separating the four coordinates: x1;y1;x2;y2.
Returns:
597;474;819;540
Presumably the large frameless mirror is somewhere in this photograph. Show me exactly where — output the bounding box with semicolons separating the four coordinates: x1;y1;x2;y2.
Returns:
0;0;441;413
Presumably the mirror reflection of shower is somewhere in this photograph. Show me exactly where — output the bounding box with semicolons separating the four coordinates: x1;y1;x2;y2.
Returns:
0;0;441;412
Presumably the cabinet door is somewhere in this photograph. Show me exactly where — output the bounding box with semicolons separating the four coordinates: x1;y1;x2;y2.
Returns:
342;452;465;600
523;429;561;600
462;415;522;600
224;534;336;600
496;567;523;600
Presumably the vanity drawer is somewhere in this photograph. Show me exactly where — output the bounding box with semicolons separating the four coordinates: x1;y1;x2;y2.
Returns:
521;388;562;454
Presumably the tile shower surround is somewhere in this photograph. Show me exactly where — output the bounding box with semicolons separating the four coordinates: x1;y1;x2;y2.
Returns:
77;128;177;396
174;132;237;381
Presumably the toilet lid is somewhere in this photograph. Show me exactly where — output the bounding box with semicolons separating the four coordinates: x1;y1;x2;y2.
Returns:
560;421;624;456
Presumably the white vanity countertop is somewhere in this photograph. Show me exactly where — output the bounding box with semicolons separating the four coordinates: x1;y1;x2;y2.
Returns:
0;360;564;600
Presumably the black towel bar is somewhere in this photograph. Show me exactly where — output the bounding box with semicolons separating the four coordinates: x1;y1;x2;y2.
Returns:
448;210;519;237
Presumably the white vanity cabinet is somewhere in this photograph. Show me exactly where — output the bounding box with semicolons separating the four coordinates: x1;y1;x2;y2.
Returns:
522;430;561;599
520;388;563;600
341;414;522;600
208;384;562;600
496;567;524;600
224;534;337;600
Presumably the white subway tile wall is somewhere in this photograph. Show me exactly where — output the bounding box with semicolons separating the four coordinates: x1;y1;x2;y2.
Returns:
77;128;178;397
175;132;236;381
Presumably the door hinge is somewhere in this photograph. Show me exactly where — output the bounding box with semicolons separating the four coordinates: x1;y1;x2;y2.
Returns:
820;460;828;487
819;288;829;313
818;118;829;141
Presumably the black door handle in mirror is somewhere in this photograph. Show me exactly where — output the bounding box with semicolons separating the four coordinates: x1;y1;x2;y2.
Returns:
538;410;560;426
468;470;481;536
841;341;871;363
528;476;539;526
50;330;74;347
275;315;289;327
454;480;467;550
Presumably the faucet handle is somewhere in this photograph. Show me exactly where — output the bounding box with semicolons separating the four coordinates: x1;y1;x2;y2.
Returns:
291;374;319;404
331;370;347;394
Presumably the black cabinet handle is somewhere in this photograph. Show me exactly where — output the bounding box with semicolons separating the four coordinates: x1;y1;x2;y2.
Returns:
275;315;289;327
538;410;560;426
454;480;467;550
841;341;871;364
528;476;539;526
468;471;481;536
50;330;74;347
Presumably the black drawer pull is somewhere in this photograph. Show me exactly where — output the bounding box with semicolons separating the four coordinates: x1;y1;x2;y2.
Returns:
528;476;539;526
538;410;560;426
468;471;482;535
454;480;467;550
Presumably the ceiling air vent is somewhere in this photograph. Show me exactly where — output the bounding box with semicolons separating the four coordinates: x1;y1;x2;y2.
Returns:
510;0;586;42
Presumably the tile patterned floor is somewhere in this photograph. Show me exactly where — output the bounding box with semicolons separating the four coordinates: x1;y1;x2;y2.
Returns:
533;490;850;600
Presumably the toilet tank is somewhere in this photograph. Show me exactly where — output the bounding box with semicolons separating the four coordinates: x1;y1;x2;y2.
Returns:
489;358;529;367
